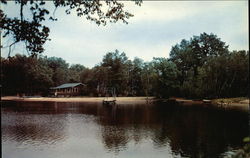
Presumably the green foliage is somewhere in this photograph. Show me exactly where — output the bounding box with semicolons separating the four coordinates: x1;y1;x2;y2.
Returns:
150;58;179;98
200;50;249;98
169;33;248;99
130;57;144;96
2;54;53;95
97;50;131;96
68;64;86;82
140;62;155;97
1;54;86;96
47;57;69;86
1;33;249;98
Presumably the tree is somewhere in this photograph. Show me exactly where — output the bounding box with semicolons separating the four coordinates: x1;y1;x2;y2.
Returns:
100;49;130;96
200;50;249;98
170;33;229;78
151;57;179;98
169;33;230;98
92;65;110;96
68;64;86;82
227;50;249;97
79;67;98;96
130;57;144;96
141;62;156;97
46;56;69;86
1;54;53;95
169;39;193;85
0;0;141;56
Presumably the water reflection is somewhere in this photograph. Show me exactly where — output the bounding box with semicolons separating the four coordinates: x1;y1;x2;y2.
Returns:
2;103;67;148
99;103;249;157
1;101;249;158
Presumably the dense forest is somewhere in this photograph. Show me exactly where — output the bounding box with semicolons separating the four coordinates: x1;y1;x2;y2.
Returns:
1;33;249;99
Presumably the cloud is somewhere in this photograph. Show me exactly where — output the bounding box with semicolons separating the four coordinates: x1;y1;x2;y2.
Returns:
1;1;248;68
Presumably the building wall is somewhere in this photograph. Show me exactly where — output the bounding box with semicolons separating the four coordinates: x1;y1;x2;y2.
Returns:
52;85;83;97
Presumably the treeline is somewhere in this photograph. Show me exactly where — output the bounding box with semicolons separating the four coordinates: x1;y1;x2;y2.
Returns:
1;33;249;98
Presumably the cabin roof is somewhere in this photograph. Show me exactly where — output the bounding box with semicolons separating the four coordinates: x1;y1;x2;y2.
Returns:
51;83;84;89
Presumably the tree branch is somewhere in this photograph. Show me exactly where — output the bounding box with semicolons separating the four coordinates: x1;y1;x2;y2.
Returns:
8;41;18;57
20;0;24;22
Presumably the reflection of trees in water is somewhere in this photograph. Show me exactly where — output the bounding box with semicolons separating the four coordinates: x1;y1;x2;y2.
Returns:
98;105;152;152
98;104;249;157
2;101;101;115
101;126;129;153
2;114;67;146
161;106;248;158
1;101;102;147
2;101;249;157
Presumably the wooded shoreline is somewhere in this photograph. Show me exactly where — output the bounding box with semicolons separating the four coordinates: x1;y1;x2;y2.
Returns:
1;96;249;111
2;34;249;100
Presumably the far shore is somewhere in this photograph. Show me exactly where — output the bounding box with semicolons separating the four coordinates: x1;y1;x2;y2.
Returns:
1;96;155;105
171;97;249;111
1;96;249;111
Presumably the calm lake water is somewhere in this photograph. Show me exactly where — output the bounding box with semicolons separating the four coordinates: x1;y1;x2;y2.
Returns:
1;101;249;158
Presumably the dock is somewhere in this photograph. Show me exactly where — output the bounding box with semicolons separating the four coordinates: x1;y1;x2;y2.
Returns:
103;99;116;105
102;87;117;105
203;99;212;104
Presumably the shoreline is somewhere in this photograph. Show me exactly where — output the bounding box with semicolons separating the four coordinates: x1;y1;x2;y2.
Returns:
1;96;155;105
1;96;249;111
172;97;249;111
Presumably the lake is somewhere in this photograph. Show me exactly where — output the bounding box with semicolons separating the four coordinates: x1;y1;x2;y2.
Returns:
1;101;249;158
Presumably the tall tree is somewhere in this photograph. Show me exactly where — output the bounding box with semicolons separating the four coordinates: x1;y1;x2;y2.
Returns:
1;54;53;95
170;33;229;78
151;58;179;98
101;50;129;95
169;33;230;98
68;64;86;82
200;50;249;98
47;56;69;86
130;57;144;96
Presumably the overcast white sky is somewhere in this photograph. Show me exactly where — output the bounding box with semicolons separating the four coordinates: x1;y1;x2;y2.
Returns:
1;1;249;68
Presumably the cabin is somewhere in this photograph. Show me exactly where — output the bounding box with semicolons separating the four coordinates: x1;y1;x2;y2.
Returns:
50;83;85;97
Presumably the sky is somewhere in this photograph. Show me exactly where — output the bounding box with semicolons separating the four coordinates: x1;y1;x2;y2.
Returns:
1;1;249;68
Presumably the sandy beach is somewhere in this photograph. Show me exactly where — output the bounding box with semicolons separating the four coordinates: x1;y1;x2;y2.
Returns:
1;96;249;110
1;96;155;104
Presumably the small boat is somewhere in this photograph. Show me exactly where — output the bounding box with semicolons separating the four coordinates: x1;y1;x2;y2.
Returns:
203;99;212;104
103;87;116;105
103;99;116;105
